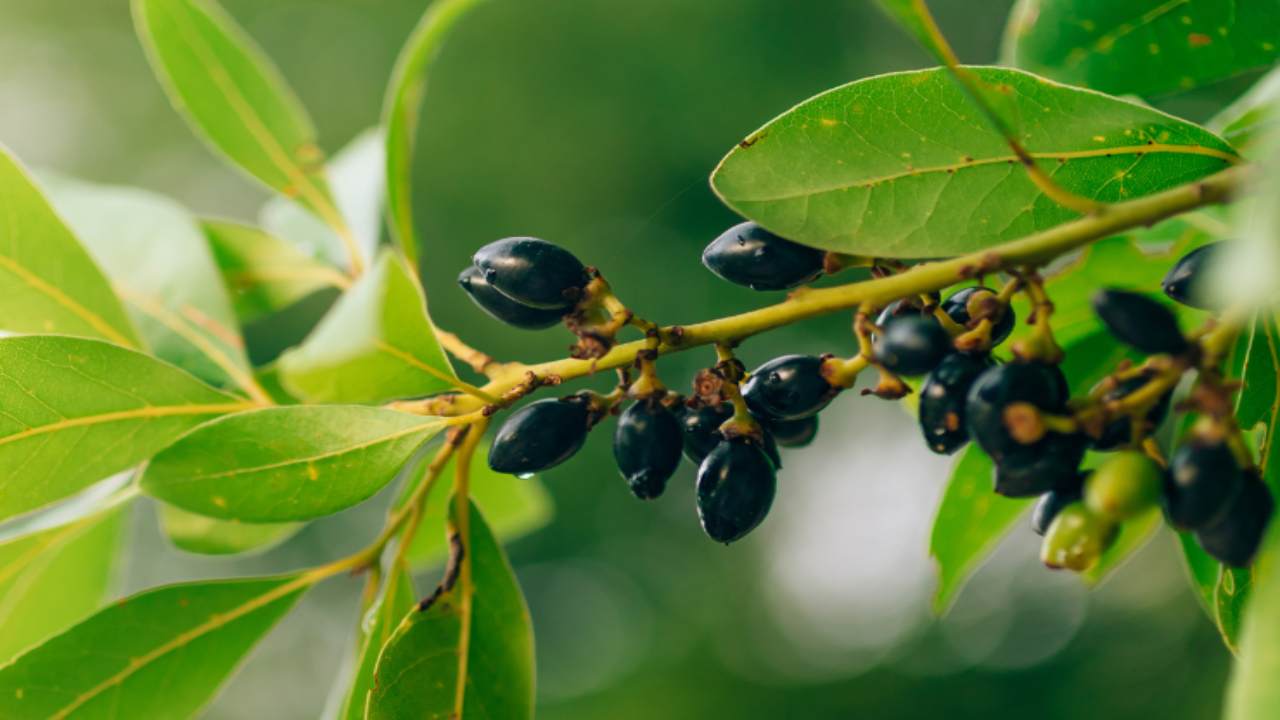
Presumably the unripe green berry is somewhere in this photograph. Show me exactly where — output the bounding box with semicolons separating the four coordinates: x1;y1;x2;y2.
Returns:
1084;451;1163;521
1040;502;1118;572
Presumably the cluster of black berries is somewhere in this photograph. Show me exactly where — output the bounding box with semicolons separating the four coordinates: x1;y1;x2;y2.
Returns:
457;237;590;329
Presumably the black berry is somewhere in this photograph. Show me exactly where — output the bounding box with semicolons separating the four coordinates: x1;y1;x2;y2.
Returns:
918;352;995;454
873;315;952;376
681;402;733;464
1162;242;1222;310
1032;479;1085;536
741;354;838;421
1092;288;1189;356
965;361;1071;461
488;396;592;474
1196;472;1274;567
472;237;589;309
1164;438;1244;530
768;415;819;448
701;221;824;291
993;432;1087;497
696;438;777;543
457;266;567;330
613;400;684;499
1090;371;1172;450
942;286;1015;346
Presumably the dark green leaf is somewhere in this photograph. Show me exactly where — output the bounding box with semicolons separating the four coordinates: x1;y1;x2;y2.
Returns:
0;575;307;718
383;0;487;265
131;0;345;235
0;146;139;348
0;508;125;663
141;405;446;521
711;67;1237;258
1003;0;1280;99
367;501;534;719
0;335;250;523
277;251;458;404
158;504;300;556
1179;531;1220;616
338;567;415;720
930;445;1030;613
40;174;254;392
203;219;350;323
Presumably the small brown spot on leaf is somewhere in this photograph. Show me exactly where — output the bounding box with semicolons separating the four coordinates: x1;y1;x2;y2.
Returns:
1188;32;1212;46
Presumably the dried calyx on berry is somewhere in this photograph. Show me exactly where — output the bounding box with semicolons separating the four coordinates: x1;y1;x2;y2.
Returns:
918;352;994;455
701;221;825;291
613;396;684;500
489;393;601;475
1162;242;1223;311
458;265;568;329
942;286;1015;347
873;315;952;376
741;354;840;421
1092;288;1189;356
472;236;590;309
1089;370;1172;451
696;436;778;544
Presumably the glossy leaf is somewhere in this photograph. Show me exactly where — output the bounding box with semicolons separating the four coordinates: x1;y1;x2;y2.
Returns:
930;445;1031;613
203;219;350;323
1179;531;1221;616
1003;0;1280;99
399;441;553;568
0;508;124;663
260;128;384;270
367;501;534;719
383;0;487;265
0;335;249;523
132;0;343;232
141;405;446;522
711;66;1237;258
338;566;415;720
159;504;300;556
0;575;308;718
1212;64;1280;153
0;146;138;348
278;251;457;404
40;174;253;391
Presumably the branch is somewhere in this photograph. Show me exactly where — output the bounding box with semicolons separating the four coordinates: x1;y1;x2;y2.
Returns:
397;166;1246;418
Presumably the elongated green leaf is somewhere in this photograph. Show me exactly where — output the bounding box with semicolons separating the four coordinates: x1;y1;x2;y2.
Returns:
1003;0;1280;99
141;405;445;521
711;66;1237;258
1212;64;1280;153
383;0;487;265
0;146;138;348
368;500;534;720
0;574;308;718
0;508;124;663
159;504;300;556
203;219;350;323
40;174;252;391
131;0;342;228
0;335;249;523
1180;531;1220;615
930;446;1030;613
1226;525;1280;719
338;567;415;720
278;251;457;404
399;441;553;568
260;128;384;270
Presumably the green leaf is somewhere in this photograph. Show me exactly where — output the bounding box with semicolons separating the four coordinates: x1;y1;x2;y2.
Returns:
1003;0;1280;99
930;445;1031;613
399;441;553;568
1211;64;1280;153
1083;507;1160;586
203;219;350;323
0;574;308;718
874;0;954;64
131;0;345;235
39;174;253;391
338;567;415;720
158;504;300;556
277;251;457;404
259;128;384;270
367;500;534;720
1179;530;1220;615
1226;523;1280;719
383;0;487;265
141;405;446;522
0;335;249;524
0;508;125;663
710;66;1237;258
0;145;139;348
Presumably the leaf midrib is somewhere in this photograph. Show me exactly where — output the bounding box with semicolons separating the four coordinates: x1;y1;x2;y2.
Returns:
0;402;254;450
721;143;1238;203
0;253;135;349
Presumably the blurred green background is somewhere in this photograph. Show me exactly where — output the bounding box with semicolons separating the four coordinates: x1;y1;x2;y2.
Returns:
0;0;1238;717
